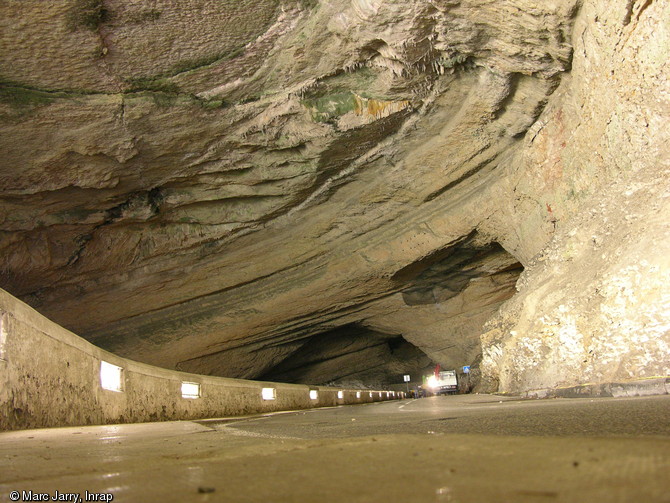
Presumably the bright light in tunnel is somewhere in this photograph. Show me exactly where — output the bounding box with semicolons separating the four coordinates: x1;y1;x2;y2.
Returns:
356;391;361;399
427;375;439;388
100;361;123;392
261;387;276;400
310;390;318;400
337;391;344;399
369;392;373;398
181;382;201;399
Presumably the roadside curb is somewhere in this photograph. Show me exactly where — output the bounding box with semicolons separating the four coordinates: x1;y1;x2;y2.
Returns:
520;377;670;399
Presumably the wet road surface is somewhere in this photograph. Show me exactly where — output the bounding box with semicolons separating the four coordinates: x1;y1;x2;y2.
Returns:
209;393;670;438
2;394;669;502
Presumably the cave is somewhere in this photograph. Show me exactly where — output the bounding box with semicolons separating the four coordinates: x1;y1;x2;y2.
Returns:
1;0;669;499
257;325;434;388
0;0;668;422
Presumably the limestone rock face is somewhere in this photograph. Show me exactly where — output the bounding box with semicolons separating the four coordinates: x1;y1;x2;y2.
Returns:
479;0;670;392
0;0;668;391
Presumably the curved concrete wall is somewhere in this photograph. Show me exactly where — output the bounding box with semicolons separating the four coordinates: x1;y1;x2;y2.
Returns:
0;289;401;431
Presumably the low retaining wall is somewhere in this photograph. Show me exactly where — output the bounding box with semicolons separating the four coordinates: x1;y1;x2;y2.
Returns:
0;288;402;431
520;378;670;399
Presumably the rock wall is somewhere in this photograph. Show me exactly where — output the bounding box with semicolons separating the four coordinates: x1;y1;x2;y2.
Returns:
0;0;668;393
479;0;670;392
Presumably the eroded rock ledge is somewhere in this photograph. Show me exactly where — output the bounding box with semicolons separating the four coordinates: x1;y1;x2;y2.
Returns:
0;0;668;391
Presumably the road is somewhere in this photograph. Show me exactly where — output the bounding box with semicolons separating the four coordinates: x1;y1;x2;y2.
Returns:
1;394;669;502
207;393;670;438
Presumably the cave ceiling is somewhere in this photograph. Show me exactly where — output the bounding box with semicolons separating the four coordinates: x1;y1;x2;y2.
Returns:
0;0;581;382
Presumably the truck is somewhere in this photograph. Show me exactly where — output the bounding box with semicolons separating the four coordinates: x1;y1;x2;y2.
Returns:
425;370;458;395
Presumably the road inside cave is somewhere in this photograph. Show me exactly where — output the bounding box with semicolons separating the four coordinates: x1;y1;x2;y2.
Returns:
207;393;670;439
2;394;669;502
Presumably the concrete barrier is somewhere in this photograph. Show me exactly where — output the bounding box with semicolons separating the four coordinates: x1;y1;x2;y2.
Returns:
0;288;402;431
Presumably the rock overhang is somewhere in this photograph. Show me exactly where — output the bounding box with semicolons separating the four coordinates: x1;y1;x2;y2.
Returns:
1;0;668;391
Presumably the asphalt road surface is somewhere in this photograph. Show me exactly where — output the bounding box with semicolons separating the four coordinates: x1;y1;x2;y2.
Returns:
206;393;670;438
2;394;669;503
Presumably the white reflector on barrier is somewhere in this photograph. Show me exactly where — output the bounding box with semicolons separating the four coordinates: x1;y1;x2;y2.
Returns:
262;387;276;400
310;390;318;400
356;391;361;399
337;391;344;399
100;361;123;392
181;382;201;399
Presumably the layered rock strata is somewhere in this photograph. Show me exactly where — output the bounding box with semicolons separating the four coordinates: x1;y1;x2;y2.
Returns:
0;0;667;391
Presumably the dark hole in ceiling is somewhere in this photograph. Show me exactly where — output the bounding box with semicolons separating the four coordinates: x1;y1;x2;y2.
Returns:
394;233;523;306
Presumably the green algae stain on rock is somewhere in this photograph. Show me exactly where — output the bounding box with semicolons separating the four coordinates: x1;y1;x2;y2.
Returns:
66;0;110;32
302;91;411;124
0;85;55;109
303;92;358;123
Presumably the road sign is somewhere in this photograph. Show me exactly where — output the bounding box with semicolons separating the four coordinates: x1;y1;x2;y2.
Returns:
403;375;410;382
463;366;470;374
